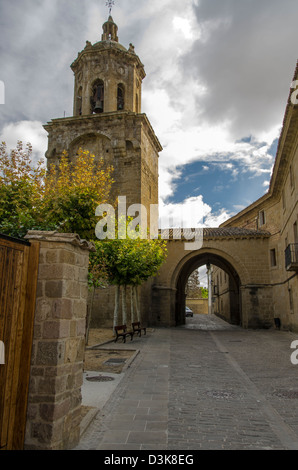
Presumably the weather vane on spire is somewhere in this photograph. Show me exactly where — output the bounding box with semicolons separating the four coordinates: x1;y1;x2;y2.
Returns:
106;0;115;16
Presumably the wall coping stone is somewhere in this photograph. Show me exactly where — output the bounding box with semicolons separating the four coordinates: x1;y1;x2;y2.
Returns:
25;231;96;252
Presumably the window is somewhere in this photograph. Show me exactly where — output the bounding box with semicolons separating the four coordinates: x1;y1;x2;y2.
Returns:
117;84;125;110
76;86;82;116
259;210;266;226
270;249;277;267
91;79;104;114
294;221;298;244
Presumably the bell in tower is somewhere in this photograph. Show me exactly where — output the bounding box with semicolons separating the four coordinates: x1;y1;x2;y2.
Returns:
44;8;162;230
91;80;104;114
69;14;146;116
43;4;162;337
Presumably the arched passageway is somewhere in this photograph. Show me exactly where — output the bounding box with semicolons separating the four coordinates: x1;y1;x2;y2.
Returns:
175;252;241;327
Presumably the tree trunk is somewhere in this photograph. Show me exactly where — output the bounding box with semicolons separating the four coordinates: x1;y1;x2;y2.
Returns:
135;285;140;322
122;284;127;325
131;286;135;323
113;284;120;332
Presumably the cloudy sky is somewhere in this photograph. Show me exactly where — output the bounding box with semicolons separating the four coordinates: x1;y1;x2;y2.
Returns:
0;0;297;230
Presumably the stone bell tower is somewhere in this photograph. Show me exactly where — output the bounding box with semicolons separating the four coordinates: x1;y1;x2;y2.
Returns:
44;13;162;225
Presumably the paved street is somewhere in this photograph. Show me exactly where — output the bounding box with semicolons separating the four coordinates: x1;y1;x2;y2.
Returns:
75;314;298;450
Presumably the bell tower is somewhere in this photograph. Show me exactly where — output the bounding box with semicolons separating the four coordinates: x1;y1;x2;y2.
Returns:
44;11;162;225
71;15;145;117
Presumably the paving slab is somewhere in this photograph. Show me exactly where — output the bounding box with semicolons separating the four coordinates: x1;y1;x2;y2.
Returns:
75;314;298;450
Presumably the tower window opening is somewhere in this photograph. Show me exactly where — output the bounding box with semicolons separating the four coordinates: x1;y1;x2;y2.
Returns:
91;79;104;114
117;84;125;110
77;86;82;116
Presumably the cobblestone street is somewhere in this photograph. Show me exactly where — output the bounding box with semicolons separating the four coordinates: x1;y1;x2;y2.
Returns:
75;315;298;450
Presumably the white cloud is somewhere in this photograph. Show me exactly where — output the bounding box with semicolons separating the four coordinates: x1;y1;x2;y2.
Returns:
159;195;233;229
0;0;296;230
0;121;47;163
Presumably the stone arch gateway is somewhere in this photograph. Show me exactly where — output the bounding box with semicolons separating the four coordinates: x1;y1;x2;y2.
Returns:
174;251;241;327
148;228;273;330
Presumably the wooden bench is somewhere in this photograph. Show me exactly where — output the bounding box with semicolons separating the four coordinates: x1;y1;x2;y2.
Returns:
132;321;147;337
114;325;134;343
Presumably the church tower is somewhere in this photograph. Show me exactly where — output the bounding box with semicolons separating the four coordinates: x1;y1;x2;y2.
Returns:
44;12;162;225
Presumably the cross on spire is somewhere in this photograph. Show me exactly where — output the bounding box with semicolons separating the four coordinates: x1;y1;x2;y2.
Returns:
106;0;115;16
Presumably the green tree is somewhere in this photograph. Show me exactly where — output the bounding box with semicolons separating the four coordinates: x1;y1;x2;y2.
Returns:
186;269;201;298
89;221;167;330
0;142;114;239
200;287;209;299
0;141;47;238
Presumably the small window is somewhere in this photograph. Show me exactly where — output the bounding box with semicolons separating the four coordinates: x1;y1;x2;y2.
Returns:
294;221;298;244
117;84;125;110
259;210;266;226
270;249;277;267
76;86;82;116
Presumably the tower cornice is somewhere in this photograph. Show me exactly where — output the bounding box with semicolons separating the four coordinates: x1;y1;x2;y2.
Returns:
70;42;146;80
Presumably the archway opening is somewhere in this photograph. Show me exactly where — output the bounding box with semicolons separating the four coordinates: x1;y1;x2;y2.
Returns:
175;253;241;328
91;79;104;114
117;84;125;110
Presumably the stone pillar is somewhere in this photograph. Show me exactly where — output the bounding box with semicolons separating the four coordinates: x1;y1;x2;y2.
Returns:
23;231;94;450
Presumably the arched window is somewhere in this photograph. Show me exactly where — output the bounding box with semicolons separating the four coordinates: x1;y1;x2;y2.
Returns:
91;79;104;114
76;86;82;116
135;93;139;113
117;84;125;110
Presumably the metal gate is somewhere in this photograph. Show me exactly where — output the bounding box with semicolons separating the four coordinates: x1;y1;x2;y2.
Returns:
0;234;39;450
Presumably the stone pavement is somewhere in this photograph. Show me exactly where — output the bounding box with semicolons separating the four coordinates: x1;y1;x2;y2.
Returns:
74;314;298;450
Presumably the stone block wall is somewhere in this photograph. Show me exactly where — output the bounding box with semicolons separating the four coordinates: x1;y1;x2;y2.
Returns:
23;231;94;450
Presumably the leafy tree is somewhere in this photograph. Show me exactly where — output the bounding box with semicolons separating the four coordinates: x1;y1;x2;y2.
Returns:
0;141;47;238
89;220;167;330
200;287;209;299
186;269;201;298
0;142;114;239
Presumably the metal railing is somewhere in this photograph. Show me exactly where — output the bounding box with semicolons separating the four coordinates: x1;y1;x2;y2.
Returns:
285;244;298;271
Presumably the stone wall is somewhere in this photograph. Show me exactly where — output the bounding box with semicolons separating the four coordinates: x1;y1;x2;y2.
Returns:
186;298;208;315
24;231;94;450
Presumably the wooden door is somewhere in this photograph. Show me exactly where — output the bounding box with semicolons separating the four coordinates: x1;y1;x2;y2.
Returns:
0;235;39;450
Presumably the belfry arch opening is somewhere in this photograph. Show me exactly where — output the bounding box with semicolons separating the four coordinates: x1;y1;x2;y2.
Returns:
91;79;104;114
117;84;125;110
175;253;241;328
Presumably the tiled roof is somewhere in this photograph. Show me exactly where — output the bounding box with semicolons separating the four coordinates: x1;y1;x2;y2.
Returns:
159;227;270;240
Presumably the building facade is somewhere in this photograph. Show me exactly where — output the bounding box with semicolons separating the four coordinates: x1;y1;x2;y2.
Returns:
217;62;298;332
43;13;298;333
